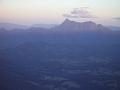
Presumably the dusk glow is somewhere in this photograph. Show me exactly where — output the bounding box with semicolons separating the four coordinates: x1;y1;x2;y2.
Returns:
0;0;120;26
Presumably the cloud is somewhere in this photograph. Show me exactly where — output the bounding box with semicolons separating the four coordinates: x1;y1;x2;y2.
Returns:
63;14;79;18
63;7;96;18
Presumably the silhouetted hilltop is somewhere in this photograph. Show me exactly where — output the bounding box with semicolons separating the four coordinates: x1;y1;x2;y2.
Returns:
0;19;112;33
53;19;111;33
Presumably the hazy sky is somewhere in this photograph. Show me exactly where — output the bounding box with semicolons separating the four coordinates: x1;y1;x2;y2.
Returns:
0;0;120;26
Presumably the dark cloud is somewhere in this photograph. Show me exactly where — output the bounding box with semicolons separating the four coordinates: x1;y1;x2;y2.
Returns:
63;7;96;18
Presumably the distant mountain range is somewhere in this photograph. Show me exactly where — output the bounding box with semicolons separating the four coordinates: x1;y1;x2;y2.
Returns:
52;19;111;33
0;23;56;30
0;19;119;33
0;23;28;30
32;24;56;29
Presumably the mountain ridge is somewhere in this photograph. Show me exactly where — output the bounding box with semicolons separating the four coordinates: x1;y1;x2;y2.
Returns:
0;19;111;33
52;19;111;33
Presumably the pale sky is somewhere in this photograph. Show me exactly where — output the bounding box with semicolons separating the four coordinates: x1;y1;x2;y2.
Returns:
0;0;120;26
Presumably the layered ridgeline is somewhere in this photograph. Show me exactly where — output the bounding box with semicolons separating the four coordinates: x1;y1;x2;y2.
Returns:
0;19;119;49
0;23;28;31
0;19;111;32
52;19;111;33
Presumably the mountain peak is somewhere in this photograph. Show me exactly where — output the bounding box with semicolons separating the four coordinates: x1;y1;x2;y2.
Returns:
62;19;96;26
54;19;111;33
64;19;71;22
82;21;96;25
62;19;75;24
60;19;78;27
